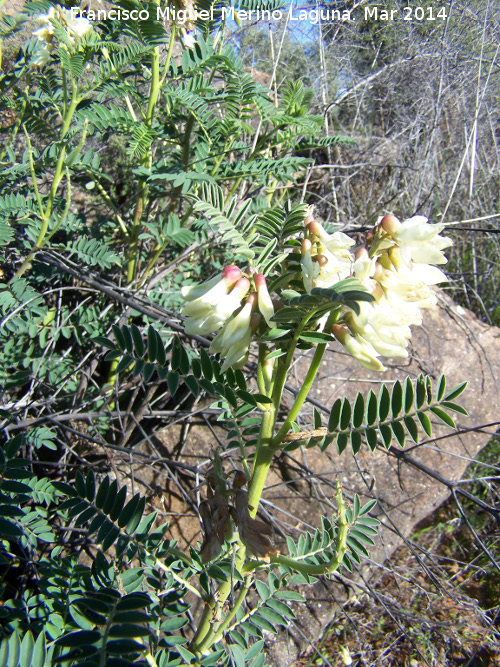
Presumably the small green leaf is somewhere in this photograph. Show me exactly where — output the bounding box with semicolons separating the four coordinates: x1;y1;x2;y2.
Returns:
255;580;270;602
55;630;101;647
126;496;146;534
266;349;286;360
95;477;110;509
147;325;157;362
115;354;133;374
254;393;273;404
351;430;362;454
106;639;145;654
391;420;406;447
416;411;432;436
443;381;467;402
365;390;377;425
130;324;144;358
439;401;468;415
85;470;95;502
429;406;456;429
391;381;402;417
101;524;121;551
415;374;426;409
436;374;446;401
359;499;377;516
378;385;390;421
404;416;419;443
112;324;126;351
121;325;133;354
346;535;369;557
118;493;141;528
340;398;351;430
365;427;378;450
403;377;414;413
379;424;392;448
328;399;342;432
353;494;360;519
102;479;118;515
109;486;127;522
199;348;213;381
352;393;364;428
167;372;179;396
337;432;348;454
229;645;246;667
75;470;86;498
298;331;332;344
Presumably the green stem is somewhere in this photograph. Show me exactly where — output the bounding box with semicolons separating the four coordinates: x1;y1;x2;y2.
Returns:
271;342;327;448
242;481;349;576
127;45;161;283
13;83;79;280
195;575;252;653
189;545;245;654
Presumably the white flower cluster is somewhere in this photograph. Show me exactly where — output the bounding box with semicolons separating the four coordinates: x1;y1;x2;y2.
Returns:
327;214;452;370
32;5;91;67
180;212;452;373
181;267;274;372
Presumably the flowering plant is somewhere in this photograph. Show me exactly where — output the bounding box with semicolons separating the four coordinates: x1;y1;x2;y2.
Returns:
0;2;468;665
176;208;464;657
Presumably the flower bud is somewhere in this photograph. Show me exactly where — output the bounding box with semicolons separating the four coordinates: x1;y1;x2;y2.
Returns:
304;205;315;226
254;274;276;329
380;215;401;237
314;254;329;266
222;265;243;287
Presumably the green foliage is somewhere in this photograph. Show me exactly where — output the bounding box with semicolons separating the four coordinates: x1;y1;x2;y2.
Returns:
318;375;467;454
0;2;471;665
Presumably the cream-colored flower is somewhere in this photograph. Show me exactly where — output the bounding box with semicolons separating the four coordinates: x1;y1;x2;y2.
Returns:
301;221;354;294
308;220;355;257
374;256;447;309
210;294;257;372
332;324;386;372
182;266;249;336
32;5;91;67
255;273;275;328
380;214;452;266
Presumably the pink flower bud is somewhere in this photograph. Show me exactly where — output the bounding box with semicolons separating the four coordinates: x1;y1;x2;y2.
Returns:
222;265;243;288
307;220;325;238
380;215;401;237
302;238;312;255
355;247;370;261
230;277;251;299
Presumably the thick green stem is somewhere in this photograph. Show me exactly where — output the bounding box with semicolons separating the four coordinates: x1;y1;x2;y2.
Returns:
247;406;276;518
247;309;330;518
195;575;252;653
